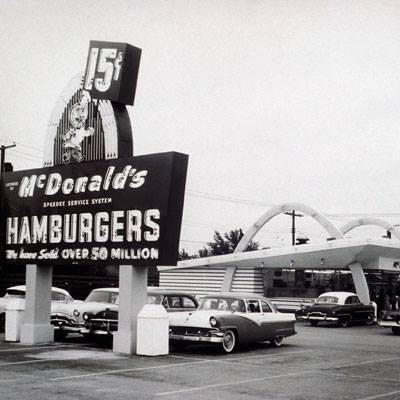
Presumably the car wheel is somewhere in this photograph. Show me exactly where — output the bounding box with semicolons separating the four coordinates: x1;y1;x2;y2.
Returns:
338;317;350;328
365;313;374;326
310;320;318;327
271;336;284;347
54;330;68;341
392;327;400;335
0;313;5;333
171;341;186;352
222;330;236;353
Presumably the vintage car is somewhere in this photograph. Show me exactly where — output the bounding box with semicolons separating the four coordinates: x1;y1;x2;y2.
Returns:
378;310;400;334
298;291;375;327
0;285;78;332
51;287;119;339
169;292;296;353
86;288;199;336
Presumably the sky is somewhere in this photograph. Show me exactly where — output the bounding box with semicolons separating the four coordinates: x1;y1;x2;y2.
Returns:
1;0;400;254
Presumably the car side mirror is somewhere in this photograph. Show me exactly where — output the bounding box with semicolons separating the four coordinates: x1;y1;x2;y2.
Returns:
272;304;278;312
230;305;237;313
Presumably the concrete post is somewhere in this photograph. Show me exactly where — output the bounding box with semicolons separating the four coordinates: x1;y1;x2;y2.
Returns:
222;266;236;291
20;264;54;344
113;265;148;354
349;262;370;305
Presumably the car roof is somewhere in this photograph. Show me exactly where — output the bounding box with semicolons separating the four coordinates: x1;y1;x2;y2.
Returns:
202;292;268;301
317;291;357;303
318;291;357;298
6;285;71;296
147;288;197;297
90;288;119;293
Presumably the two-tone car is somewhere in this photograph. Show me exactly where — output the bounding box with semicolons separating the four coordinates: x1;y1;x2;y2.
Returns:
86;288;199;336
169;292;296;353
379;310;400;335
0;285;79;333
299;291;375;327
51;287;119;339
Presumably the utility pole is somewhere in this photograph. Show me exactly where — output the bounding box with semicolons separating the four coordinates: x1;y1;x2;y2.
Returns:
0;143;16;179
284;210;304;245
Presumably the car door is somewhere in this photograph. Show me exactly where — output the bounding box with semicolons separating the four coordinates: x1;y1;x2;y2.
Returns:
350;295;370;321
245;299;266;341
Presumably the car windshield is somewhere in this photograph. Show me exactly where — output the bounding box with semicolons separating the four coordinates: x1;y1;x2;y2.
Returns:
316;296;339;304
85;291;117;303
4;289;25;299
147;294;163;304
199;297;246;312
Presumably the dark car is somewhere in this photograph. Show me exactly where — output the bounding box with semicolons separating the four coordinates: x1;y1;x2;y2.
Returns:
379;310;400;334
169;292;296;353
85;288;198;336
298;291;375;327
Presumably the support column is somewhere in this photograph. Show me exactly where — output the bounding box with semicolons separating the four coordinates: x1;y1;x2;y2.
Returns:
349;262;370;305
113;265;148;354
222;266;236;291
20;264;54;344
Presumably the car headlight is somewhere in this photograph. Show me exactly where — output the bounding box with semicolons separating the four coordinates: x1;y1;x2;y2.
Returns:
209;317;217;327
73;309;80;317
82;312;92;321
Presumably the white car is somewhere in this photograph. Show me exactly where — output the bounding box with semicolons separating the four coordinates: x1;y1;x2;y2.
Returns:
0;285;79;332
51;287;119;338
169;292;297;353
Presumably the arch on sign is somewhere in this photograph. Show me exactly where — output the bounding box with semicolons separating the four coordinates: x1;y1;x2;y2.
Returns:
340;217;400;241
234;202;343;253
43;73;133;167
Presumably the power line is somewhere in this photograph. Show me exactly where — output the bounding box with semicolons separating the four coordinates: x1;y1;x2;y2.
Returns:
1;139;43;153
9;148;42;161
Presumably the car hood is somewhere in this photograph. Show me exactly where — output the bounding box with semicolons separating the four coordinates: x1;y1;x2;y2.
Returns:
52;301;117;322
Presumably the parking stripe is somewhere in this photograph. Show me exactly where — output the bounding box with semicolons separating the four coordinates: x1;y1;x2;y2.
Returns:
52;360;210;381
0;359;51;366
332;356;400;369
311;371;400;384
0;344;65;353
155;370;313;396
355;390;400;400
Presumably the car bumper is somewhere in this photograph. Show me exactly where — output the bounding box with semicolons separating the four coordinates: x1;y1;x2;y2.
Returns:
379;321;400;328
300;315;339;322
169;331;224;344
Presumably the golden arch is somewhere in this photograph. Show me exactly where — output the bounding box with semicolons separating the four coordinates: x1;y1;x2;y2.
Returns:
234;202;343;253
340;217;400;241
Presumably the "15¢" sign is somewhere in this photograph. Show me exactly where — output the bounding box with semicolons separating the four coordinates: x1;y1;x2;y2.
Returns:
83;40;142;105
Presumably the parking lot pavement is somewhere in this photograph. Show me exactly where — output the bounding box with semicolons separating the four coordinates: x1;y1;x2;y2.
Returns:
1;323;400;400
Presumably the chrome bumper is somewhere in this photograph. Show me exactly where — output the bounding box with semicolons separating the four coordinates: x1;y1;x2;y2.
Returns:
169;332;224;344
300;315;338;322
379;321;400;328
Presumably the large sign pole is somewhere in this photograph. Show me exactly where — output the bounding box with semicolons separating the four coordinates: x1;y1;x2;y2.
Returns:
20;264;53;344
113;265;148;353
1;41;187;353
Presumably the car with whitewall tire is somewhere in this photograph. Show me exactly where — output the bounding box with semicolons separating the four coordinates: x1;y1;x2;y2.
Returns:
169;292;296;353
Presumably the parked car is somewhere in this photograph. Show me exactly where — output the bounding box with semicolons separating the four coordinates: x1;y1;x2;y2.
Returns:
86;288;199;336
378;310;400;335
298;291;375;327
169;292;296;353
51;287;119;339
0;285;78;332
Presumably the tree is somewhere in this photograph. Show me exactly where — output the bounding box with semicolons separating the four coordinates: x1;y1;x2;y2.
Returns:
201;229;259;256
178;228;259;260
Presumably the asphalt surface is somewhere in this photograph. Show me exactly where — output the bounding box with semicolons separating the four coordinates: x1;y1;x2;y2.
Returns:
0;322;399;400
